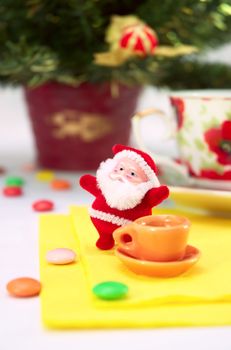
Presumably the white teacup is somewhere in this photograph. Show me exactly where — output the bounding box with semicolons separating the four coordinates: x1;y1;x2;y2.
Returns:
132;90;231;191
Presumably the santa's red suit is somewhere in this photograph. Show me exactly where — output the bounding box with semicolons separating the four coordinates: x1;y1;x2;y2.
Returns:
80;144;169;250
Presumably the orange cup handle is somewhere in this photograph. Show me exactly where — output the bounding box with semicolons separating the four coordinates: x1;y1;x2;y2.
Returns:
113;224;136;255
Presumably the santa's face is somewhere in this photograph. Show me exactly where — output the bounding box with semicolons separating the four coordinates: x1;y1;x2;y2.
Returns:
96;157;154;210
109;157;148;184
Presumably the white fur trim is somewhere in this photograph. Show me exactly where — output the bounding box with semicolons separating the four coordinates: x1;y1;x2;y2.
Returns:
89;208;132;226
113;150;160;187
96;158;155;210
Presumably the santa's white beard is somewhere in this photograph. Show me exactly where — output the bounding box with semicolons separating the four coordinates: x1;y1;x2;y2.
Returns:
96;158;154;210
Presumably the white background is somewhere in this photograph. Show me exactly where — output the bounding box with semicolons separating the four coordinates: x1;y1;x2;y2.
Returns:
1;42;231;350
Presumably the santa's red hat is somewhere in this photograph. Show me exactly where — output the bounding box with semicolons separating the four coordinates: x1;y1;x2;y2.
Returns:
112;144;160;187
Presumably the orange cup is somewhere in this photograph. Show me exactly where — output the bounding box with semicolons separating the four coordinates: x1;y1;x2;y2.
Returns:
113;215;191;262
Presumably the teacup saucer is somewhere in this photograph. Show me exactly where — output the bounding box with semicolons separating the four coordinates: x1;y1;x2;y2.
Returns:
170;186;231;214
191;177;231;191
115;245;201;278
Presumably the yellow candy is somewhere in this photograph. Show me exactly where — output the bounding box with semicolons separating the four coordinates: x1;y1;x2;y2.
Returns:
36;170;54;182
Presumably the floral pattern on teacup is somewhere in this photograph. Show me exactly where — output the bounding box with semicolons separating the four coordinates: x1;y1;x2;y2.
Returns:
173;98;231;181
199;169;231;180
185;161;231;180
204;120;231;166
170;97;184;129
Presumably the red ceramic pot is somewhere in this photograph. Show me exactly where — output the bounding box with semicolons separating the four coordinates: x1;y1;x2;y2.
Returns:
24;82;141;170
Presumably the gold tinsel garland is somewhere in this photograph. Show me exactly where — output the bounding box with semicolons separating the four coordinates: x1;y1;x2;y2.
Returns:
94;15;198;67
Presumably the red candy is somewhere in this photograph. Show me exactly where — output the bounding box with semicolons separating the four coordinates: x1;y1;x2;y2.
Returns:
32;199;54;212
3;186;23;197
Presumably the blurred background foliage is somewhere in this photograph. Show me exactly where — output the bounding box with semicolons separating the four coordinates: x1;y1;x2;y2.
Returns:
0;0;231;88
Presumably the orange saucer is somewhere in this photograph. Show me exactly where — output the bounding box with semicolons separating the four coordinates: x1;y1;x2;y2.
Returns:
115;245;201;278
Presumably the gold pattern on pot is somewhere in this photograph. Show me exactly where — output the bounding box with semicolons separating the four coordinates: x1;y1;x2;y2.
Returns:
50;110;112;142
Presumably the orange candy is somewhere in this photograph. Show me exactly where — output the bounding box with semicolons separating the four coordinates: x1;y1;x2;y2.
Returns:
22;163;36;172
50;179;71;190
6;277;41;297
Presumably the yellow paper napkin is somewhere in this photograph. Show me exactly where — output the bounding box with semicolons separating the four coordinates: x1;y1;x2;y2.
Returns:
39;206;231;328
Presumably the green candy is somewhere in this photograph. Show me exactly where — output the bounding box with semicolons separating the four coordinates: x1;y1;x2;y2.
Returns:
5;176;24;187
92;281;128;301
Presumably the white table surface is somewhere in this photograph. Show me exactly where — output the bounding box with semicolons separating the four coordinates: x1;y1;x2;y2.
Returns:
0;87;231;350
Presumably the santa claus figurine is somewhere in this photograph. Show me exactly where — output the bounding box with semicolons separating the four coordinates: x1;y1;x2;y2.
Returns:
79;144;169;250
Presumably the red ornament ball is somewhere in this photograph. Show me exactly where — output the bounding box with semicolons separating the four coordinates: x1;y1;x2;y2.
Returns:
3;186;23;197
120;24;158;55
32;199;54;212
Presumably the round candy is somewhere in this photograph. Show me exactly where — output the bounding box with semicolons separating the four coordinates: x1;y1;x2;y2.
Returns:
5;176;24;187
32;199;54;212
6;277;41;297
3;186;23;197
50;179;71;190
46;248;76;265
92;281;128;301
36;170;54;182
22;163;36;172
0;166;6;175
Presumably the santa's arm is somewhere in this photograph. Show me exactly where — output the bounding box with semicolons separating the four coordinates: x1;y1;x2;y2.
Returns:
144;185;169;208
79;174;101;197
